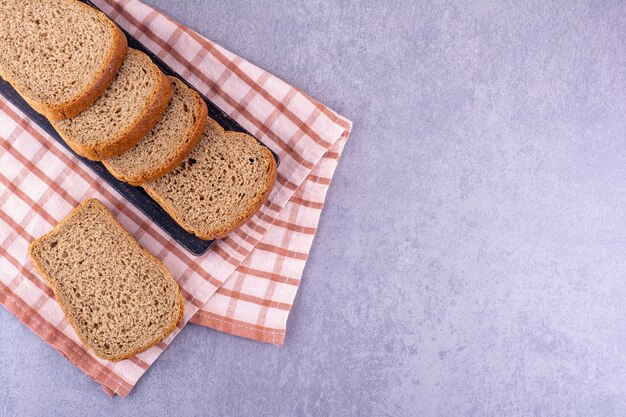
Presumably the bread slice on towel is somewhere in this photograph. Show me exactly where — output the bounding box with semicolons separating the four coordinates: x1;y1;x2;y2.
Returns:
0;0;127;121
143;118;277;240
53;49;172;160
102;77;208;185
28;198;184;362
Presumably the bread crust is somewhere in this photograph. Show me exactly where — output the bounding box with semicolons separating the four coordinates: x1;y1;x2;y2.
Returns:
0;1;128;122
55;50;173;161
28;198;184;362
143;120;278;241
103;77;209;185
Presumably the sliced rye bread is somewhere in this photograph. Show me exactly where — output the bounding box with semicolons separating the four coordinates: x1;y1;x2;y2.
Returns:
28;198;184;362
53;49;172;160
0;0;127;121
102;77;208;185
143;118;277;240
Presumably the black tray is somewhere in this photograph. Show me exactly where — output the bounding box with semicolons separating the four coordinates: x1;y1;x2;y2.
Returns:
0;0;278;255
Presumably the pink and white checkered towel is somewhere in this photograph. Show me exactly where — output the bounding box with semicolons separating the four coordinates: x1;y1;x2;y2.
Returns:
0;0;351;397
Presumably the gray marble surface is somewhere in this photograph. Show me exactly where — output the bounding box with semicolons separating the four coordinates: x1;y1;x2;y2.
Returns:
1;1;625;416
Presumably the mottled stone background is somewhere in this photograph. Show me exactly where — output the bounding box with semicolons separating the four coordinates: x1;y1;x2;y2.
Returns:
1;1;625;416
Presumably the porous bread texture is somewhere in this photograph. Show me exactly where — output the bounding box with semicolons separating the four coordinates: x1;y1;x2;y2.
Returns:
53;49;172;160
0;0;127;121
143;118;277;240
28;199;184;362
103;77;208;185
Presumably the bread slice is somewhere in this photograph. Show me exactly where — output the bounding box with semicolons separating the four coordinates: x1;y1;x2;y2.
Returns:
53;49;172;160
0;0;127;121
143;118;277;240
102;77;208;185
28;199;184;362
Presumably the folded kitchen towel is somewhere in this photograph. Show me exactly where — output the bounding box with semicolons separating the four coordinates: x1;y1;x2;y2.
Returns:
0;0;351;397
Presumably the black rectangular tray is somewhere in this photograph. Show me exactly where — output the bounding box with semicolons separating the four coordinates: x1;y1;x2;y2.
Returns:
0;0;278;255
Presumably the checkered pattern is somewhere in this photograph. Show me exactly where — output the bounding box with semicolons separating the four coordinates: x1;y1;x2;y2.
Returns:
0;0;351;397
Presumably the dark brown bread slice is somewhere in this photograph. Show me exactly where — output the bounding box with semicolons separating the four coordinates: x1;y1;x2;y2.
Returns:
102;77;208;185
28;199;184;362
53;49;172;160
143;118;277;240
0;0;127;121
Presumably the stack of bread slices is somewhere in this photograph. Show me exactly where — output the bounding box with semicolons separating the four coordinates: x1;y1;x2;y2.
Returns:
2;0;279;362
0;0;277;241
